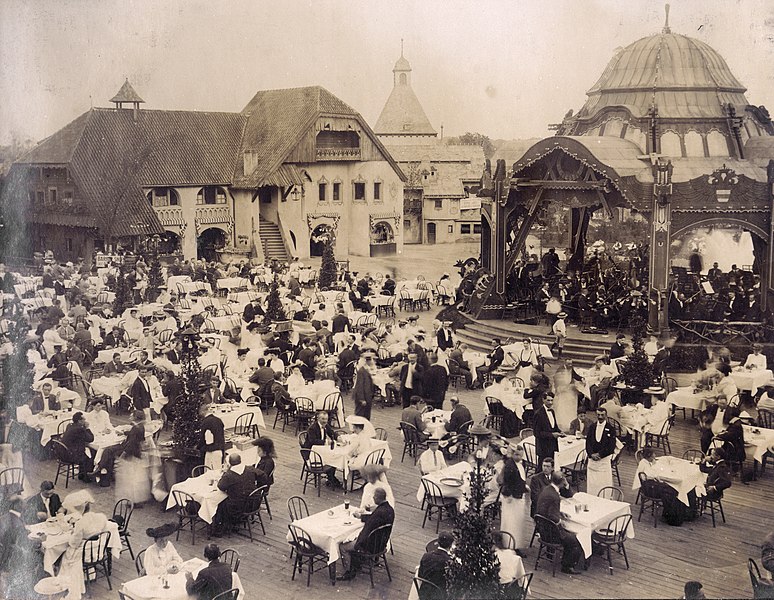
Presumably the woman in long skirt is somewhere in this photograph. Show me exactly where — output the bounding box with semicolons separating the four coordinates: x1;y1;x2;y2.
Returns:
497;445;530;551
114;411;152;505
553;367;578;432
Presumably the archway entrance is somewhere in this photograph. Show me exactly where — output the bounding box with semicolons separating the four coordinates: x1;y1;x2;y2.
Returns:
159;230;182;256
197;227;226;261
310;224;334;257
370;220;396;257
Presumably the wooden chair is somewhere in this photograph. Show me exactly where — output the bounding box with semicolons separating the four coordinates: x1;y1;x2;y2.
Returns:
349;523;393;588
562;448;588;490
520;428;534;441
700;492;727;528
503;572;533;600
191;465;211;478
447;359;467;389
534;515;564;577
374;427;388;441
413;576;444;599
758;410;774;430
217;548;241;573
82;531;112;591
288;523;335;587
399;421;429;464
0;467;24;497
172;490;209;545
294;397;316;435
637;472;664;528
420;479;457;533
349;449;385;491
682;449;704;463
272;395;296;432
212;590;239;600
522;441;538;476
597;486;624;502
234;486;267;541
51;439;78;488
644;416;673;455
300;450;326;497
233;412;256;438
287;496;310;521
591;513;632;573
321;393;342;428
485;397;505;434
134;548;146;576
494;530;517;550
111;498;135;559
748;558;774;599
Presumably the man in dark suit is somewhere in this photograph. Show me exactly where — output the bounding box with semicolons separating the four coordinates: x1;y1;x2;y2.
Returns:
130;367;154;416
199;404;226;470
337;337;359;381
213;453;266;535
23;480;62;523
400;395;430;440
32;381;61;413
609;334;627;359
535;472;583;574
475;338;504;388
338;487;395;580
332;310;350;334
436;321;454;352
528;457;572;517
448;342;473;389
417;530;453;599
399;352;425;408
201;377;225;404
533;395;563;467
303;411;342;488
446;396;472;435
352;353;376;419
0;496;44;597
185;544;234;600
423;352;448;410
61;411;95;477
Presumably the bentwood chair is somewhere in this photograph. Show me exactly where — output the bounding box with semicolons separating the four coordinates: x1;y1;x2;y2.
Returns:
349;523;393;588
420;479;458;533
82;531;112;591
287;523;335;587
219;549;241;573
111;498;135;559
134;548;146;576
591;514;632;573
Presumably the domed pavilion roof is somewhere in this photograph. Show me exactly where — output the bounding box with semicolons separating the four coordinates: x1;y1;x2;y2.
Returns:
578;31;750;121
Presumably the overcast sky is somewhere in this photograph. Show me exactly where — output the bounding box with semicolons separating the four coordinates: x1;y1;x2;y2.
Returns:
1;0;773;146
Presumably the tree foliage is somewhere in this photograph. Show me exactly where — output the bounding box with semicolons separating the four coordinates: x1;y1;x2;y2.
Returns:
318;241;337;290
263;276;287;324
619;314;656;388
146;255;164;303
172;330;204;450
112;265;131;315
445;132;495;159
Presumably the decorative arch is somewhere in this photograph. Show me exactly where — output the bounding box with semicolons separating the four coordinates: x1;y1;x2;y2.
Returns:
671;216;768;243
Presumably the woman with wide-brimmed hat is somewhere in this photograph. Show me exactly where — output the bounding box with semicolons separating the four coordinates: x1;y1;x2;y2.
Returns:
143;523;182;576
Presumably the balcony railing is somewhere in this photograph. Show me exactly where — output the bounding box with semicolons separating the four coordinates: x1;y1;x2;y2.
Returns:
154;206;184;227
316;147;361;160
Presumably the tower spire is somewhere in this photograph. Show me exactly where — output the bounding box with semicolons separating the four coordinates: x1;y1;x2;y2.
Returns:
401;38;404;57
662;4;671;34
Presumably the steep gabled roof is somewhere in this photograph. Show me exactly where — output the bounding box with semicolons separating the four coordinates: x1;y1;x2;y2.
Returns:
375;82;436;136
236;85;404;186
110;79;145;104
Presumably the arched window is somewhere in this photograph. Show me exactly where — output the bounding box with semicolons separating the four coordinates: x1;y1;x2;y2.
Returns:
371;221;395;245
660;131;682;158
146;187;180;207
603;119;624;138
706;130;730;157
196;186;227;205
684;131;704;157
399;73;407;85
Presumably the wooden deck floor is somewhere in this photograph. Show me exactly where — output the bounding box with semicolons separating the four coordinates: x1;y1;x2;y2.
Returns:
17;385;768;600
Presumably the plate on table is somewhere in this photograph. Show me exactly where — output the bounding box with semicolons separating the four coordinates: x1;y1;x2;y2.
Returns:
440;477;463;487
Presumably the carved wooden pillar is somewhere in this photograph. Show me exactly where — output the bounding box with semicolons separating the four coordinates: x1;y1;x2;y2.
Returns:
649;159;673;333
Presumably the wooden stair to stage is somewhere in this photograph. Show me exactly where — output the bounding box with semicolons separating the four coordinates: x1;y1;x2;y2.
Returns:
456;318;617;367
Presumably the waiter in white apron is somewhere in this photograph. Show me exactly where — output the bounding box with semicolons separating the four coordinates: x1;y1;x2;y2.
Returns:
585;407;618;496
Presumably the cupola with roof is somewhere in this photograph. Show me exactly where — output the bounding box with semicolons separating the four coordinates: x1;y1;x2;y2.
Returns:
375;45;437;140
556;5;773;158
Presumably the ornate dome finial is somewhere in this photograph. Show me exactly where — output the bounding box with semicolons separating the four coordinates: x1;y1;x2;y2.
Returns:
663;4;671;34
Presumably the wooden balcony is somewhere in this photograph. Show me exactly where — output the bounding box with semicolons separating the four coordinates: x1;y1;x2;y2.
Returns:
316;146;361;160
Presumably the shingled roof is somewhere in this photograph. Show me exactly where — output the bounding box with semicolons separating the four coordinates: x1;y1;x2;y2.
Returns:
8;107;247;237
236;85;404;186
375;82;436;136
110;79;145;104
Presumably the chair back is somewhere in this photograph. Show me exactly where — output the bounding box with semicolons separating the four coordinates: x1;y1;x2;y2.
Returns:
493;530;517;550
534;515;562;545
306;450;324;470
519;428;534;441
363;448;386;468
295;397;315;414
82;531;111;565
522;441;537;471
750;558;764;595
112;498;134;533
0;467;24;493
233;412;254;436
607;417;623;439
413;576;444;598
637;472;663;500
682;449;704;463
321;393;340;413
458;419;474;435
421;478;446;503
486;396;505;416
191;465;211;478
600;514;631;543
57;419;73;436
219;548;241;573
171;490;197;518
243;486;267;515
597;486;623;502
374;427;388;441
363;523;392;555
759;410;774;430
287;496;309;521
212;589;239;600
51;439;75;463
297;431;308;448
400;421;421;444
288;523;322;556
135;548;146;576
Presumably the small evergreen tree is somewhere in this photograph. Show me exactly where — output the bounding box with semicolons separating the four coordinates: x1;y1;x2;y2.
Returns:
619;314;656;388
446;441;505;599
318;240;337;290
172;329;205;450
263;276;287;324
2;320;34;414
146;255;164;303
112;265;131;314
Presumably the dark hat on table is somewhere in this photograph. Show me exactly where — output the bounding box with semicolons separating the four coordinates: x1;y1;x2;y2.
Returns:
146;522;180;539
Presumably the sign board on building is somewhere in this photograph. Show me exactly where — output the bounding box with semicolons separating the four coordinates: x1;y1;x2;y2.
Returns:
459;198;481;211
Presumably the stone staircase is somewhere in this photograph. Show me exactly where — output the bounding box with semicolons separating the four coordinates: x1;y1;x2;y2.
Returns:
259;216;289;263
456;319;615;367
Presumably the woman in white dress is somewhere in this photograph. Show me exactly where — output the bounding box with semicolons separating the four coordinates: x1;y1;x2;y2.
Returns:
497;445;530;551
143;523;183;576
553;367;578;432
359;464;395;509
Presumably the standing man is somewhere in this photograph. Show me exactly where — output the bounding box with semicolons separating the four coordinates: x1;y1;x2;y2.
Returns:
585;407;617;496
436;321;455;353
130;366;154;421
399;351;424;408
423;352;449;410
551;312;567;358
352;352;376;420
533;395;563;467
199;404;225;470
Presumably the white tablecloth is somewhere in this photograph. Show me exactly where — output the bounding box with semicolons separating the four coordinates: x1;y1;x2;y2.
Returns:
731;368;773;392
422;409;451;438
210;406;266;431
522;435;586;469
122;558;244;600
666;388;715;412
560;492;634;558
285;504;364;565
743;425;774;464
166;471;226;524
416;461;472;511
176;281;211;295
28;519;122;575
633;456;706;506
315;438;391;479
217;277;249;290
39;412;74;447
